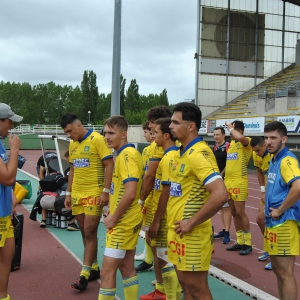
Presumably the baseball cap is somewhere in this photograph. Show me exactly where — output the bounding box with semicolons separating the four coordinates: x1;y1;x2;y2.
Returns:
0;103;23;122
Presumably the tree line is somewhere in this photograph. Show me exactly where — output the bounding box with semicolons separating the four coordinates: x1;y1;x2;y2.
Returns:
0;70;171;125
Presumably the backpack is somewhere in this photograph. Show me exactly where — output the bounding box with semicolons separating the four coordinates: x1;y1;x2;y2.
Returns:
39;173;66;192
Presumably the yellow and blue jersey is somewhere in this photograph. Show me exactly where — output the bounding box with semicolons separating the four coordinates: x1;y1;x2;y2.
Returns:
168;137;221;229
109;144;143;219
69;130;113;196
225;137;252;180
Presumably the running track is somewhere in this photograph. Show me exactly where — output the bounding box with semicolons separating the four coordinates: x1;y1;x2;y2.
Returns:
11;149;300;299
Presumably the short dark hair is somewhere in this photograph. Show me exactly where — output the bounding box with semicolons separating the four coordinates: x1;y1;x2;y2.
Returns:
232;120;244;133
154;117;176;142
142;121;151;131
264;121;287;137
146;106;172;122
60;113;80;129
250;136;265;147
104;115;128;131
214;126;225;134
173;102;202;131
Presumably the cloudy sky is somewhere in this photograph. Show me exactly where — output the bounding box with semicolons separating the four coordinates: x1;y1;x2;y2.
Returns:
0;1;197;104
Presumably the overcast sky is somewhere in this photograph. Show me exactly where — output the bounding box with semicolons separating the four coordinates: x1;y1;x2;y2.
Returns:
0;1;197;104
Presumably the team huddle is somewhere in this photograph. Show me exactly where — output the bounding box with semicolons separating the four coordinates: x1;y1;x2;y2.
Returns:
0;102;299;300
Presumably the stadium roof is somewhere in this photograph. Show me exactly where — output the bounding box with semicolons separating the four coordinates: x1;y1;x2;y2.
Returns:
286;0;300;6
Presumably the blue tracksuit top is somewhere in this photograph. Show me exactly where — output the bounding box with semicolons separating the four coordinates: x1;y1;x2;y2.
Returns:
265;147;300;228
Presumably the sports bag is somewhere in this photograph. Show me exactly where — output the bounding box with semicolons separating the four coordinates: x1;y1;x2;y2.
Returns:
39;173;66;192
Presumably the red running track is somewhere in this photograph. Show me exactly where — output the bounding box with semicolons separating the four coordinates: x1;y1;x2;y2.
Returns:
18;150;300;299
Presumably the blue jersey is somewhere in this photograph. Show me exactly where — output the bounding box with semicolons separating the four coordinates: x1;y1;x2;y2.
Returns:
265;147;300;228
0;141;12;217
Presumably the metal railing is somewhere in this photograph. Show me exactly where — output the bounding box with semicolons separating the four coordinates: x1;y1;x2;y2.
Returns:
11;124;103;135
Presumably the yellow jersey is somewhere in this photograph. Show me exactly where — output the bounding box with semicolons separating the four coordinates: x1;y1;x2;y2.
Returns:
225;137;252;180
252;150;272;175
109;144;143;220
152;146;179;213
69;130;113;196
168;137;221;229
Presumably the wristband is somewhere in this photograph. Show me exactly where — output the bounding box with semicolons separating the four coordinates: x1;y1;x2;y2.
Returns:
228;128;234;132
138;199;145;205
65;191;71;196
260;186;266;192
103;188;110;193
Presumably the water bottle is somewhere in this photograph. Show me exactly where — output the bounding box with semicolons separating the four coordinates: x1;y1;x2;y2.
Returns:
55;215;61;228
60;216;67;228
46;210;53;225
52;212;56;226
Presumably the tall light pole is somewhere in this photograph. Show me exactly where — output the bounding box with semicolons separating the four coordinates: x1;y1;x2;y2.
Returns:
111;0;121;116
88;111;91;125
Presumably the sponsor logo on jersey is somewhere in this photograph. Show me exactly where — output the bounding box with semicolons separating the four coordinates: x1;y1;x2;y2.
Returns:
154;178;160;190
73;158;90;168
180;164;185;172
228;187;240;194
84;146;89;152
170;182;182;197
227;152;238;160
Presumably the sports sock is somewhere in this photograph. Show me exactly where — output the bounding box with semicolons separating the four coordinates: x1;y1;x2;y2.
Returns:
98;288;116;300
123;276;138;300
155;281;165;294
236;230;244;245
91;259;99;271
0;295;10;300
244;230;252;246
80;265;91;280
161;265;179;299
145;241;153;264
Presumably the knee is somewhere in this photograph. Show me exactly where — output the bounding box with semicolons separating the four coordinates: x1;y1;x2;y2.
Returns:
256;215;264;227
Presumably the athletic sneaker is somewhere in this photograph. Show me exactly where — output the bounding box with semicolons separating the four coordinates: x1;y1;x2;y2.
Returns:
89;268;100;281
39;221;46;228
67;223;80;231
265;262;272;270
134;251;146;261
214;229;225;239
139;289;166;300
135;261;153;272
71;275;88;291
239;245;252;255
258;252;269;261
222;231;230;244
226;243;243;251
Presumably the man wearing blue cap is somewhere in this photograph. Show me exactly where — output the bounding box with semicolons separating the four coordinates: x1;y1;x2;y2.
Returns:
0;103;23;300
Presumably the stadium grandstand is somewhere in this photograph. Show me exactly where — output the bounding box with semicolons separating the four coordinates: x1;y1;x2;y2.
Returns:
195;0;300;147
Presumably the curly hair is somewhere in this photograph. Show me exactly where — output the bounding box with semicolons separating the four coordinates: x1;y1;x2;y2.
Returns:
146;106;172;122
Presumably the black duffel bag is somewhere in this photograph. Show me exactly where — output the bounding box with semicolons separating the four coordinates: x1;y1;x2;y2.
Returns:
39;173;66;192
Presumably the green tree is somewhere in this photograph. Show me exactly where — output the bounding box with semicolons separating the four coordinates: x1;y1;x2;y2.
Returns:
81;70;99;124
125;79;139;113
120;74;126;116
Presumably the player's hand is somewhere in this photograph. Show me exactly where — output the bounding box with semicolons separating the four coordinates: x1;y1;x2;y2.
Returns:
8;134;22;150
98;192;109;207
174;219;193;238
64;195;72;210
269;207;283;220
103;213;116;229
148;221;159;238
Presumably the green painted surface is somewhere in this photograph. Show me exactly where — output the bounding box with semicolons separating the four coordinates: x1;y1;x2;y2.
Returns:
16;171;251;299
